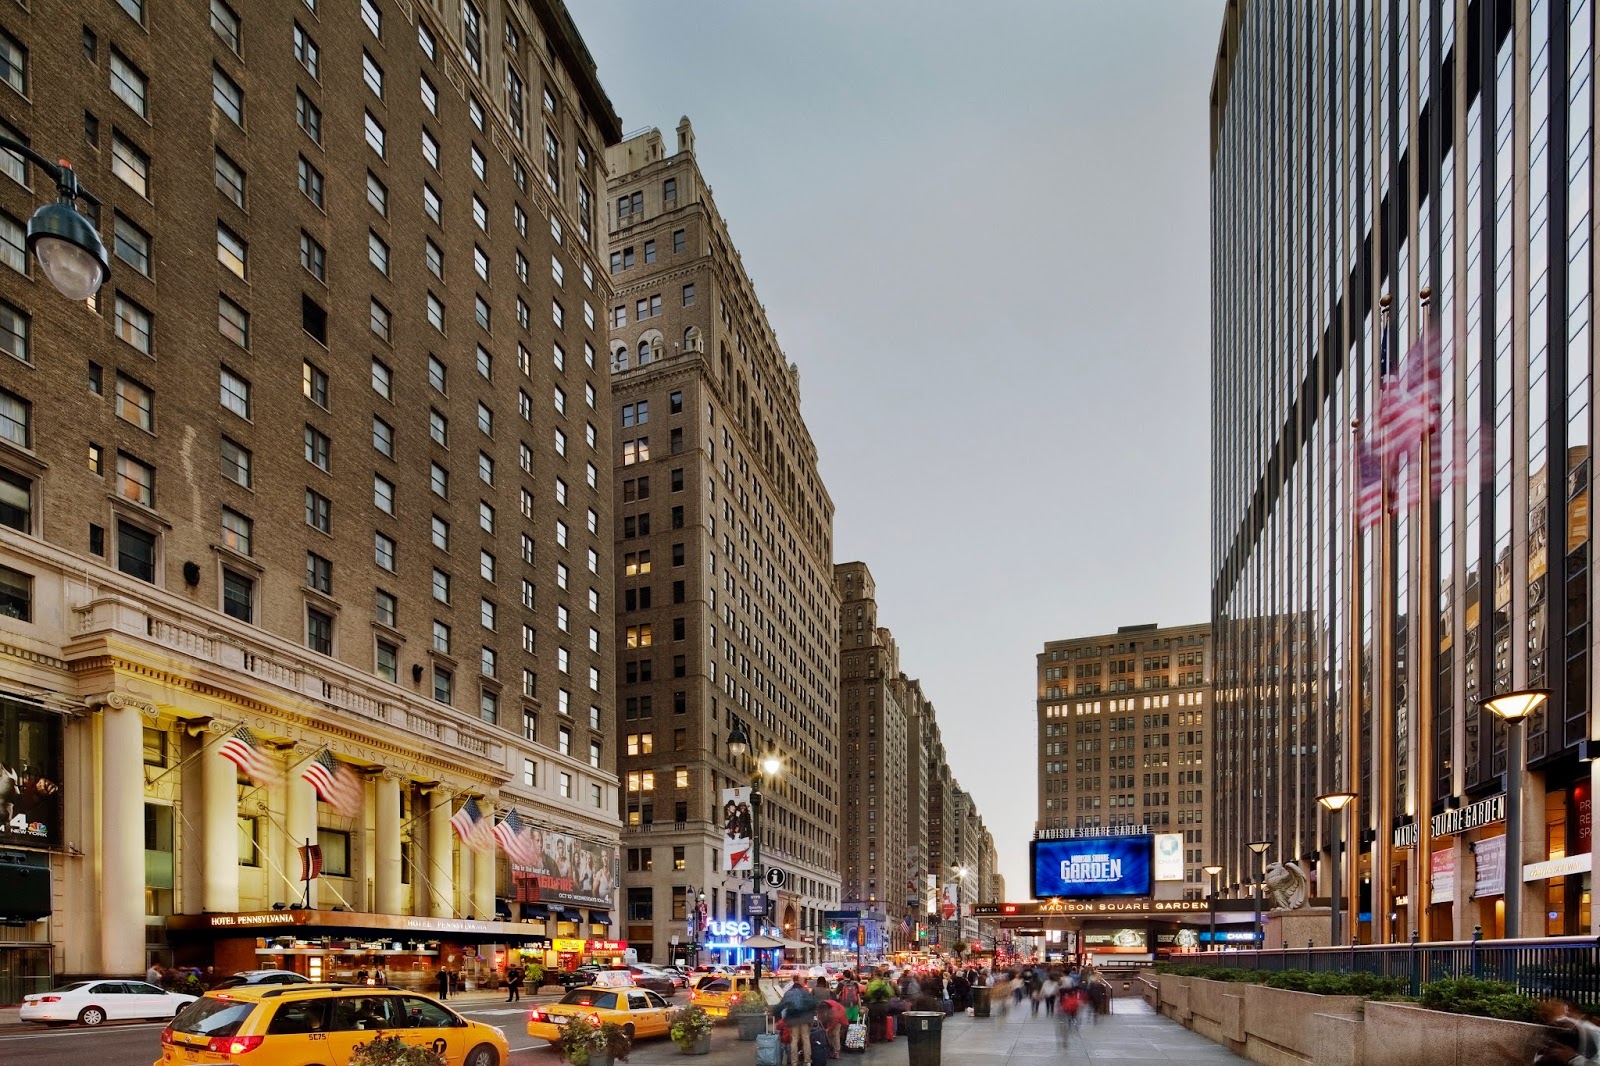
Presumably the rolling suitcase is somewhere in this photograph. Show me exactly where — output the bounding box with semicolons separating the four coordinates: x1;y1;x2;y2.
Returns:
755;1031;783;1066
811;1021;833;1062
844;1022;867;1053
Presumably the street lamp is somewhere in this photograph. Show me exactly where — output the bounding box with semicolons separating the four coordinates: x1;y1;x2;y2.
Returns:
0;137;110;300
1483;689;1549;939
1247;841;1272;947
1202;865;1224;950
1317;792;1357;946
726;720;781;981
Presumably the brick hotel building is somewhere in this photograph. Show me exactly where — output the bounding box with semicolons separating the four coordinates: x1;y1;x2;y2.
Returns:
0;0;624;993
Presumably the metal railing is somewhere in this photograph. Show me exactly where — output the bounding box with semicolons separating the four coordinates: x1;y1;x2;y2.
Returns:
1182;934;1600;1006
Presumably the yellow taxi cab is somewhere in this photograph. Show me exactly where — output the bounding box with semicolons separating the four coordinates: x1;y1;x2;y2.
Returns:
689;974;766;1018
154;983;510;1066
525;985;672;1043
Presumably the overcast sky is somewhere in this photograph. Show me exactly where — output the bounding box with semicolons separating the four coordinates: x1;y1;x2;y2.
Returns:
580;1;1227;905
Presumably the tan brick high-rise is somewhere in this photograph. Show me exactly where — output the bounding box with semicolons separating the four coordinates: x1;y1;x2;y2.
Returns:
1037;623;1213;897
0;0;625;988
607;121;840;965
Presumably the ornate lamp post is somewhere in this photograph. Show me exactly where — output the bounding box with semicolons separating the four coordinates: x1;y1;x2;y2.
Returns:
1247;841;1272;946
1202;865;1224;950
1317;792;1357;946
0;136;110;299
1482;689;1549;939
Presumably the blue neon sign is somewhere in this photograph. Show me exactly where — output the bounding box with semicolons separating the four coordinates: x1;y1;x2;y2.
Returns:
1031;836;1153;898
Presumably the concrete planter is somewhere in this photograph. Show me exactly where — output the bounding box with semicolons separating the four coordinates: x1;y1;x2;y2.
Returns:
1153;975;1545;1066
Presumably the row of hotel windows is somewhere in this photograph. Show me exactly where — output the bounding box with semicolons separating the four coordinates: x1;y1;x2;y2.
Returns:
608;220;687;274
1040;692;1204;719
1044;634;1207;662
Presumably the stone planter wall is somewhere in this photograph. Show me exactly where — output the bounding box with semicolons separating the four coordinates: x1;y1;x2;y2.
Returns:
1152;975;1547;1066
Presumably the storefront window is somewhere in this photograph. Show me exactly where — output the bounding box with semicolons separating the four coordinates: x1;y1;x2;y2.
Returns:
318;828;350;877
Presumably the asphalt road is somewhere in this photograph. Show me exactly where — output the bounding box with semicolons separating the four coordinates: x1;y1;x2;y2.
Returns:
0;994;713;1066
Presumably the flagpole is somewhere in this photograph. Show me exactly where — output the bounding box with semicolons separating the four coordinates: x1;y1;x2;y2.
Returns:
1349;417;1365;941
1376;297;1395;945
1416;289;1436;943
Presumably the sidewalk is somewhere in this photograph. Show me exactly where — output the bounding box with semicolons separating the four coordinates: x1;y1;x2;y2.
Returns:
615;996;1249;1065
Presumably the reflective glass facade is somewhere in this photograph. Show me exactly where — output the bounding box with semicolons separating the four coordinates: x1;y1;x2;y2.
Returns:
1211;0;1595;939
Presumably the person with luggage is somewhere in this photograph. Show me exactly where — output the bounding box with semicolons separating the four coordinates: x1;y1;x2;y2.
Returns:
864;969;894;1043
776;975;819;1066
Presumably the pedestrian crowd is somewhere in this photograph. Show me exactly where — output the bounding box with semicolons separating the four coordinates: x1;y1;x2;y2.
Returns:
763;959;1111;1064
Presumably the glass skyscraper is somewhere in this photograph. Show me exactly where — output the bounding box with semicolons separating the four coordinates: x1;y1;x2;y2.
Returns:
1211;0;1594;940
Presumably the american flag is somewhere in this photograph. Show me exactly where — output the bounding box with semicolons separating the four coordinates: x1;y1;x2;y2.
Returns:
1378;313;1443;476
302;749;363;817
1357;433;1385;531
218;726;280;786
493;807;538;866
450;796;495;852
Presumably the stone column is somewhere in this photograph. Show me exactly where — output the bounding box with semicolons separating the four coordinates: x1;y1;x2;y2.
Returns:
375;775;403;915
100;700;147;976
428;790;455;918
473;800;496;920
285;756;318;909
201;729;240;913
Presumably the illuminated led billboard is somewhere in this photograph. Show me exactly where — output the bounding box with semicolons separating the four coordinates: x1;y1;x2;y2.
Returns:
1031;836;1153;898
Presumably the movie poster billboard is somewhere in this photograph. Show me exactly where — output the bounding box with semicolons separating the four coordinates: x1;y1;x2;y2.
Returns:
721;787;753;871
1031;836;1153;898
510;826;617;908
0;698;62;849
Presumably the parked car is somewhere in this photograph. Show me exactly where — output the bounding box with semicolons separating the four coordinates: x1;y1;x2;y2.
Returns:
208;970;310;989
550;966;602;990
21;980;199;1027
527;986;673;1043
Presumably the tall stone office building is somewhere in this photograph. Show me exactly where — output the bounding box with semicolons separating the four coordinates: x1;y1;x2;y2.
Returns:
1211;0;1599;940
0;0;625;990
1037;623;1213;896
607;121;841;964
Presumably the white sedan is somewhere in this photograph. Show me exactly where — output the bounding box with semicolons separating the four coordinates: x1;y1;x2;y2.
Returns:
19;979;198;1026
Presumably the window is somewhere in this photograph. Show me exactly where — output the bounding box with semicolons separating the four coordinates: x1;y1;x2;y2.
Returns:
372;416;394;458
212;66;243;125
298;232;326;281
221;508;252;554
472;195;488;232
219;367;250;418
362;52;383;98
420;73;439;115
220;437;251;486
222;569;253;623
478;452;493;484
424;183;441;222
371;359;393;400
211;0;241;51
433;666;452;705
115;373;153;431
366;171;388;215
306;489;330;533
111;133;149;197
305;607;333;655
430;516;448;552
303;425;330;471
117;521;156;582
0;31;25;97
426;293;444;332
373;474;395;514
421;128;439;170
116;452;154;506
429;409;448;447
216;223;247;278
217;294;249;348
213;149;246;207
374;531;396;571
682;283;695;306
107;52;150;120
361;0;382;37
376;639;398;682
368;231;390;275
298;156;323;207
293;23;319;78
306;552;331;593
431;567;450;604
0;212;21;275
375;589;397;627
364;110;385;156
370;299;392;342
114;294;152;354
302;361;328;407
470;144;486;182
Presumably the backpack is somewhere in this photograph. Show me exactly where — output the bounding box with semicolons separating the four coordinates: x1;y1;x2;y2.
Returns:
839;982;859;1008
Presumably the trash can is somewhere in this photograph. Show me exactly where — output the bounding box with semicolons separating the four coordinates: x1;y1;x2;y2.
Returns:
972;986;991;1018
902;1010;943;1066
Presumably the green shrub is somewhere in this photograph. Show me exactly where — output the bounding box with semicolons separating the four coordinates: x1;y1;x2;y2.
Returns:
350;1035;446;1066
1418;976;1539;1023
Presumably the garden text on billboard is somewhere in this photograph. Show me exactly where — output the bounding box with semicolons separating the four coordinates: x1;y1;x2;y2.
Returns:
1030;836;1153;898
